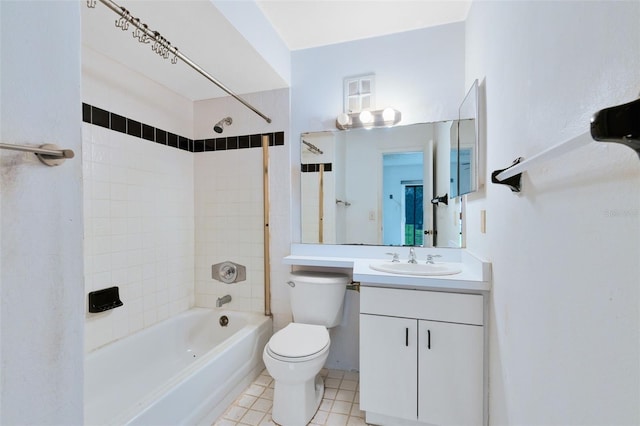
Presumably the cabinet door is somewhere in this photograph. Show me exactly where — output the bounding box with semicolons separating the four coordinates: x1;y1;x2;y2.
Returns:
360;314;417;421
418;320;484;426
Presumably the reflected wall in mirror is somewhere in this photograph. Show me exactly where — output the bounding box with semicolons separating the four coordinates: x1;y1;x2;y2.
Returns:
455;79;479;197
300;122;463;248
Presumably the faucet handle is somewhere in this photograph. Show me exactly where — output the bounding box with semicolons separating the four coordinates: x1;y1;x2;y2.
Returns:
220;264;237;282
426;254;442;264
408;247;418;264
385;252;400;262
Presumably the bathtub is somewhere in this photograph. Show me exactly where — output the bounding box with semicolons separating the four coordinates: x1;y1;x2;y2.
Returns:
85;308;272;426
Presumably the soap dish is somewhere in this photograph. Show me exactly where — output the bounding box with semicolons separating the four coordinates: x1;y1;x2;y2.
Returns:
88;286;124;313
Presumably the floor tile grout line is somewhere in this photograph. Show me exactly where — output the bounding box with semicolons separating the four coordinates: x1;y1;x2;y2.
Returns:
214;368;366;426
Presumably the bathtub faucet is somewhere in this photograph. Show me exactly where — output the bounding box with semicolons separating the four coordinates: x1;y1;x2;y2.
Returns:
216;294;232;307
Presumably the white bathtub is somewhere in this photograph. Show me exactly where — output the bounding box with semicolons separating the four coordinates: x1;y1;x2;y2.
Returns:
85;308;272;426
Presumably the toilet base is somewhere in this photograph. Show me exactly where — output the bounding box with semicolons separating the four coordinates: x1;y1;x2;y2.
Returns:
272;374;324;426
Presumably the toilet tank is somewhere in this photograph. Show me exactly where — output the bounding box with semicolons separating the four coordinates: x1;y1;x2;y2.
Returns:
289;271;349;328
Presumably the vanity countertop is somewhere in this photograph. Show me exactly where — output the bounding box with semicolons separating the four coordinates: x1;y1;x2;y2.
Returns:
352;258;490;293
282;255;355;268
283;245;491;293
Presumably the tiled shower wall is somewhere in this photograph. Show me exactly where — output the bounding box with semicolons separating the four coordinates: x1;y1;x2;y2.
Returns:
83;49;197;352
194;149;265;311
83;123;195;352
193;89;292;331
83;48;292;350
193;135;292;325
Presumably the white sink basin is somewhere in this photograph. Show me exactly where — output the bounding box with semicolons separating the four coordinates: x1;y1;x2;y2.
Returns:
369;261;462;276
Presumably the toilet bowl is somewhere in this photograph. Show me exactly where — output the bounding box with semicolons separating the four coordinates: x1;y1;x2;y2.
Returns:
262;271;349;426
263;323;330;425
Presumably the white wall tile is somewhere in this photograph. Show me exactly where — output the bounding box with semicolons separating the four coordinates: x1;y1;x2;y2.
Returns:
83;126;194;352
84;70;288;349
193;89;290;315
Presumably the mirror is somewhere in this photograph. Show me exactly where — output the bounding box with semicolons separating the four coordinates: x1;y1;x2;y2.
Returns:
300;121;464;247
454;80;479;197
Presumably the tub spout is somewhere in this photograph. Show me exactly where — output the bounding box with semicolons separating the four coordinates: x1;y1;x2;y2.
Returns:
216;294;232;307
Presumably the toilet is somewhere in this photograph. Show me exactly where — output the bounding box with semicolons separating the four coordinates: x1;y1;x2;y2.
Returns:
263;271;349;426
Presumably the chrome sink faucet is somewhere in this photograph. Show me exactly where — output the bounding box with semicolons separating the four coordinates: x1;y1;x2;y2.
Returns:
408;248;418;264
426;254;442;264
216;294;232;307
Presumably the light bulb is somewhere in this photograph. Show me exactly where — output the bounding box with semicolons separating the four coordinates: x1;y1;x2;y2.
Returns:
359;110;373;124
382;107;396;122
337;113;350;127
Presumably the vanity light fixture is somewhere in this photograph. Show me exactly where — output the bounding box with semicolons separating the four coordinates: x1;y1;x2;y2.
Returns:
335;108;402;130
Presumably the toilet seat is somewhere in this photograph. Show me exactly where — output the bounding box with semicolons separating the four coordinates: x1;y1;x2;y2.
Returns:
266;323;329;362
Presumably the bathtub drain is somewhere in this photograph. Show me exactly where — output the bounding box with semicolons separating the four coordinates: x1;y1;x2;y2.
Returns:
219;315;229;327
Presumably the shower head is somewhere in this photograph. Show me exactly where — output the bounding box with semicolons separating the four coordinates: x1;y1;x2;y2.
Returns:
213;117;233;134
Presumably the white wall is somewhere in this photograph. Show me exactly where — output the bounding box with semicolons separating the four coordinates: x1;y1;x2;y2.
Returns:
291;22;466;244
212;0;291;86
464;1;640;424
83;47;193;138
291;22;465;135
0;1;84;423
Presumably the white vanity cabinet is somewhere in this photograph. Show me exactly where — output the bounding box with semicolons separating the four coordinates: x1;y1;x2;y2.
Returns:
360;314;418;419
360;286;486;426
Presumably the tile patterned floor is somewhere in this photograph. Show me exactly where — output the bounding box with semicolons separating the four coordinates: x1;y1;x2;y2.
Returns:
214;368;368;426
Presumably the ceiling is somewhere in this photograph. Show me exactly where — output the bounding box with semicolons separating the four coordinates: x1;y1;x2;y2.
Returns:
257;0;471;51
82;0;470;101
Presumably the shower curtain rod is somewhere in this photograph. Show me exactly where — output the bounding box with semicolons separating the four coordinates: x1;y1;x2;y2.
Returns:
302;140;323;155
89;0;272;124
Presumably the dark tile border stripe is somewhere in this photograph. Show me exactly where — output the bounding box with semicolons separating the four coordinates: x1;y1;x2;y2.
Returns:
82;102;285;153
301;163;332;172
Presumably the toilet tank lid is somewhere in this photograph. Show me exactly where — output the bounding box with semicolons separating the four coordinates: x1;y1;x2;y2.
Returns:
290;271;350;284
268;323;329;358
